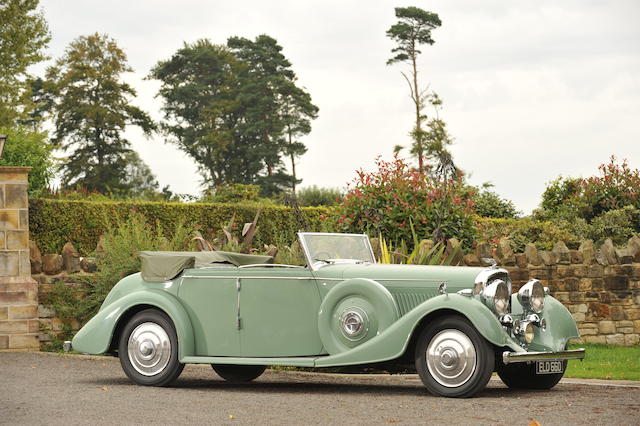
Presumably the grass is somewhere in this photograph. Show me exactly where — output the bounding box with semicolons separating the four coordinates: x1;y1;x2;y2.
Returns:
565;343;640;381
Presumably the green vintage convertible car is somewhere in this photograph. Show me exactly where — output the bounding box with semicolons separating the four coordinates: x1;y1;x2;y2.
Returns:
69;232;584;397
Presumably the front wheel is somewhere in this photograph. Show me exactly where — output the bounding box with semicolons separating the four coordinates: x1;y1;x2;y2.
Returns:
211;364;266;382
118;309;184;386
415;316;494;398
496;360;566;390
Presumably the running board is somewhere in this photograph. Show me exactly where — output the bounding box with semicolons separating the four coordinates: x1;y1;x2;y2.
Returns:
180;356;319;367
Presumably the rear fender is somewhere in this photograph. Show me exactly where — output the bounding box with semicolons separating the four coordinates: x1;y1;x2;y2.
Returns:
71;289;195;359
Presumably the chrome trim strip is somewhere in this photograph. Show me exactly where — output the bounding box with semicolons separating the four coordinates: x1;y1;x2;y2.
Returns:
502;349;585;365
181;275;450;282
236;278;241;329
182;275;317;280
238;264;304;269
372;278;449;282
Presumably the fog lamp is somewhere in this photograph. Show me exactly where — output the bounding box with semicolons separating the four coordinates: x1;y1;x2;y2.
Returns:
516;320;535;344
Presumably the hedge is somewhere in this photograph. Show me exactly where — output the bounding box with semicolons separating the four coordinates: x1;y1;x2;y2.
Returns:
29;198;331;255
476;216;586;252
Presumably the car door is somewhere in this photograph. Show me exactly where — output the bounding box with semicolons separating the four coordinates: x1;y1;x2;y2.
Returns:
177;267;240;356
238;266;324;357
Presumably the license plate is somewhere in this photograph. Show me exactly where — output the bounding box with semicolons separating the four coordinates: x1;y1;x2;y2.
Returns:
535;360;564;375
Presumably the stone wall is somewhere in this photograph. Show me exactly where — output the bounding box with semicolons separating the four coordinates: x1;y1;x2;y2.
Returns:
35;273;85;345
461;236;640;345
29;240;94;346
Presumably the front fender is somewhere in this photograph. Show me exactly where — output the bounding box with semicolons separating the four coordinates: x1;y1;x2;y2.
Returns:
315;293;519;367
525;295;580;352
71;289;195;359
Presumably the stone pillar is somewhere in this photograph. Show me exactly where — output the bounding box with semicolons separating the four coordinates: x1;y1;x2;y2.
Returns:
0;167;38;350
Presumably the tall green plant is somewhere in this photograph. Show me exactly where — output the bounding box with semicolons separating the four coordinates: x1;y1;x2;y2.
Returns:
79;211;192;321
378;221;462;265
378;236;460;266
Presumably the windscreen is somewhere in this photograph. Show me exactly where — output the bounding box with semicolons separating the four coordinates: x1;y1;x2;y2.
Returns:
299;233;375;265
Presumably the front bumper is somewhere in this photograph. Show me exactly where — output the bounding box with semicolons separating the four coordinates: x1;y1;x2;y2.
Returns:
502;348;585;365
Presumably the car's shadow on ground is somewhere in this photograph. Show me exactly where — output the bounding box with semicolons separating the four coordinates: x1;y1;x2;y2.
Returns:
78;375;570;399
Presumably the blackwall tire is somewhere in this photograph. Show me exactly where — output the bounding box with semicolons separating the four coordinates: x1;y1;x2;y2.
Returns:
118;309;184;386
211;365;266;382
496;360;566;390
415;315;494;398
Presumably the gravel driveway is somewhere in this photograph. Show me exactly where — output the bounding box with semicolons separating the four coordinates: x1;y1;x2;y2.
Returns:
1;352;639;425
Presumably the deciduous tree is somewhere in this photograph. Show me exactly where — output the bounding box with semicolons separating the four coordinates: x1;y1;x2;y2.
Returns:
46;33;155;193
150;35;317;196
0;0;50;127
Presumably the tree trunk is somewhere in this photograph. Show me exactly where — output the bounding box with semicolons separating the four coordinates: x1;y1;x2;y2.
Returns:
411;43;424;174
288;125;297;194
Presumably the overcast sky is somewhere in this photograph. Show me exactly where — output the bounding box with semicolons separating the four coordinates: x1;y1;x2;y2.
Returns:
36;0;640;213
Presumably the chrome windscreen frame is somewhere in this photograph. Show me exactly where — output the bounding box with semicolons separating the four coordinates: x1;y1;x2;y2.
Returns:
297;232;377;271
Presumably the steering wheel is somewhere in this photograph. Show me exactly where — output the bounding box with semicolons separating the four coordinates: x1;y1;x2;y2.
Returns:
314;251;332;261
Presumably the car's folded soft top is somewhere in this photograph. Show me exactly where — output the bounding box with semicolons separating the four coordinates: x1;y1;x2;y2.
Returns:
139;251;274;282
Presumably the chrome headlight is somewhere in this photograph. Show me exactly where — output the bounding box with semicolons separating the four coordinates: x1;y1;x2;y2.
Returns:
481;279;510;315
474;268;512;296
518;279;545;314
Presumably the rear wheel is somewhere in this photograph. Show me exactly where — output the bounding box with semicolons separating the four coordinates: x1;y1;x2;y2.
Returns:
415;316;494;398
496;360;566;390
118;309;184;386
211;364;266;382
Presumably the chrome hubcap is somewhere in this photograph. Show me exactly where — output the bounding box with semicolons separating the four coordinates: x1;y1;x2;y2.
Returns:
339;308;368;341
343;312;363;335
426;329;477;388
128;322;171;376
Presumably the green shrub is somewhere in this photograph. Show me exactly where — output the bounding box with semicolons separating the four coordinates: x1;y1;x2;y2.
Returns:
29;198;329;255
540;176;583;219
473;189;519;219
587;206;639;246
334;156;477;246
201;184;264;203
296;185;343;206
477;216;588;251
0;126;54;195
40;281;82;351
540;156;640;221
